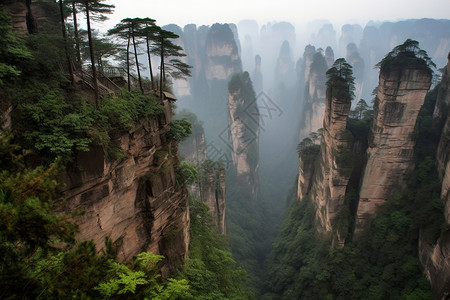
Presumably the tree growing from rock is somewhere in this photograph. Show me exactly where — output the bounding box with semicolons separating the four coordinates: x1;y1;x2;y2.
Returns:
326;58;355;101
375;39;436;73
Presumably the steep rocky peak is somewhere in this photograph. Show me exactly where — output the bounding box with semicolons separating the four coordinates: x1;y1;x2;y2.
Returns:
61;101;189;277
205;23;242;81
356;64;432;233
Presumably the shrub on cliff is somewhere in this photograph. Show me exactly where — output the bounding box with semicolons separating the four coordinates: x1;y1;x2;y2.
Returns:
375;39;435;75
167;118;192;142
326;58;355;101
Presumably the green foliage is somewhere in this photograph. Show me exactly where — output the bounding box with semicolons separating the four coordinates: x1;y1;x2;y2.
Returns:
264;162;439;299
350;99;370;120
0;133;78;298
176;161;199;186
297;137;321;158
167;118;192;142
375;39;435;74
326;58;355;101
20;90;93;163
178;199;251;299
99;90;163;131
0;9;32;85
228;72;256;104
264;84;445;299
94;252;190;299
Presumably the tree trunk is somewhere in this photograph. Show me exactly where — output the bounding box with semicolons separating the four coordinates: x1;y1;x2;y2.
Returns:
131;26;143;93
146;35;154;90
59;0;74;83
86;3;100;105
126;30;131;92
72;1;82;70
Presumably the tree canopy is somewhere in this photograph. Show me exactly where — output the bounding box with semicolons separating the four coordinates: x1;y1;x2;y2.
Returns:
375;39;436;74
326;58;355;101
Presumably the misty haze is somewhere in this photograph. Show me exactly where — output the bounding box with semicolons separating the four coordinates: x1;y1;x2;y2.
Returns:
1;1;449;299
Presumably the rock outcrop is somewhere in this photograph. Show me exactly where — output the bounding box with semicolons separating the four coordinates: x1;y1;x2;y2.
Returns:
177;112;227;234
205;23;242;82
61;101;189;276
199;161;227;234
420;53;450;299
356;67;431;232
298;49;328;141
228;72;259;201
298;63;353;246
297;152;317;200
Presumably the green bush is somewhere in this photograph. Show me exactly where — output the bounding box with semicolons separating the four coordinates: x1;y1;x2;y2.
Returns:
176;161;198;186
167;118;192;142
178;199;251;299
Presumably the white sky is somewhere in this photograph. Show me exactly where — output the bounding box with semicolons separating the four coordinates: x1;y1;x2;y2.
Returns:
103;0;450;29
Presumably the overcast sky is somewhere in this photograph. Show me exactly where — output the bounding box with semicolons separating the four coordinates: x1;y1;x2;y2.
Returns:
103;0;450;29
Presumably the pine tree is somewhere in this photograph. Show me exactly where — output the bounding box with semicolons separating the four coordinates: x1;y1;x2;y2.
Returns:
326;58;355;101
151;28;191;100
80;0;114;105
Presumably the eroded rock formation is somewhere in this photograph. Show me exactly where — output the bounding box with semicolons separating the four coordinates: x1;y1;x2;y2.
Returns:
298;65;353;247
298;49;328;141
178;113;227;234
356;66;431;232
199;161;227;234
420;53;450;299
228;72;259;201
61;101;189;276
205;23;242;82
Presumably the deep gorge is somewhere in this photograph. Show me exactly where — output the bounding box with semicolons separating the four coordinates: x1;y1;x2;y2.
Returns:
1;1;450;299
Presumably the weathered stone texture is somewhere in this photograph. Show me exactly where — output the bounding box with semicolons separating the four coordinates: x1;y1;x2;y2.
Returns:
420;54;450;299
205;24;242;81
61;103;189;276
228;80;259;201
179;128;227;234
356;67;431;230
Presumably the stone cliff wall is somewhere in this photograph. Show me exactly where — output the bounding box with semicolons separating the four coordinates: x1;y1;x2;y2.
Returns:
205;23;242;82
299;77;352;244
298;50;327;142
228;73;259;201
297;154;316;200
200;163;226;234
61;101;189;276
178;123;227;234
356;67;431;232
420;54;450;299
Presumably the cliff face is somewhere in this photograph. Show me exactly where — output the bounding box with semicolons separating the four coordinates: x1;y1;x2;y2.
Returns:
420;55;450;299
436;57;450;222
200;162;227;234
297;154;316;200
299;76;352;244
178;116;227;234
205;23;242;82
298;50;327;142
228;73;259;201
1;0;53;34
356;67;431;231
61;101;189;276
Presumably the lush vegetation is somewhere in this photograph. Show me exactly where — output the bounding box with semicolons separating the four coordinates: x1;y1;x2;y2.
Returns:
264;159;441;299
263;61;446;299
0;133;194;299
0;8;166;164
0;5;248;300
375;39;436;74
326;58;355;101
177;199;251;299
